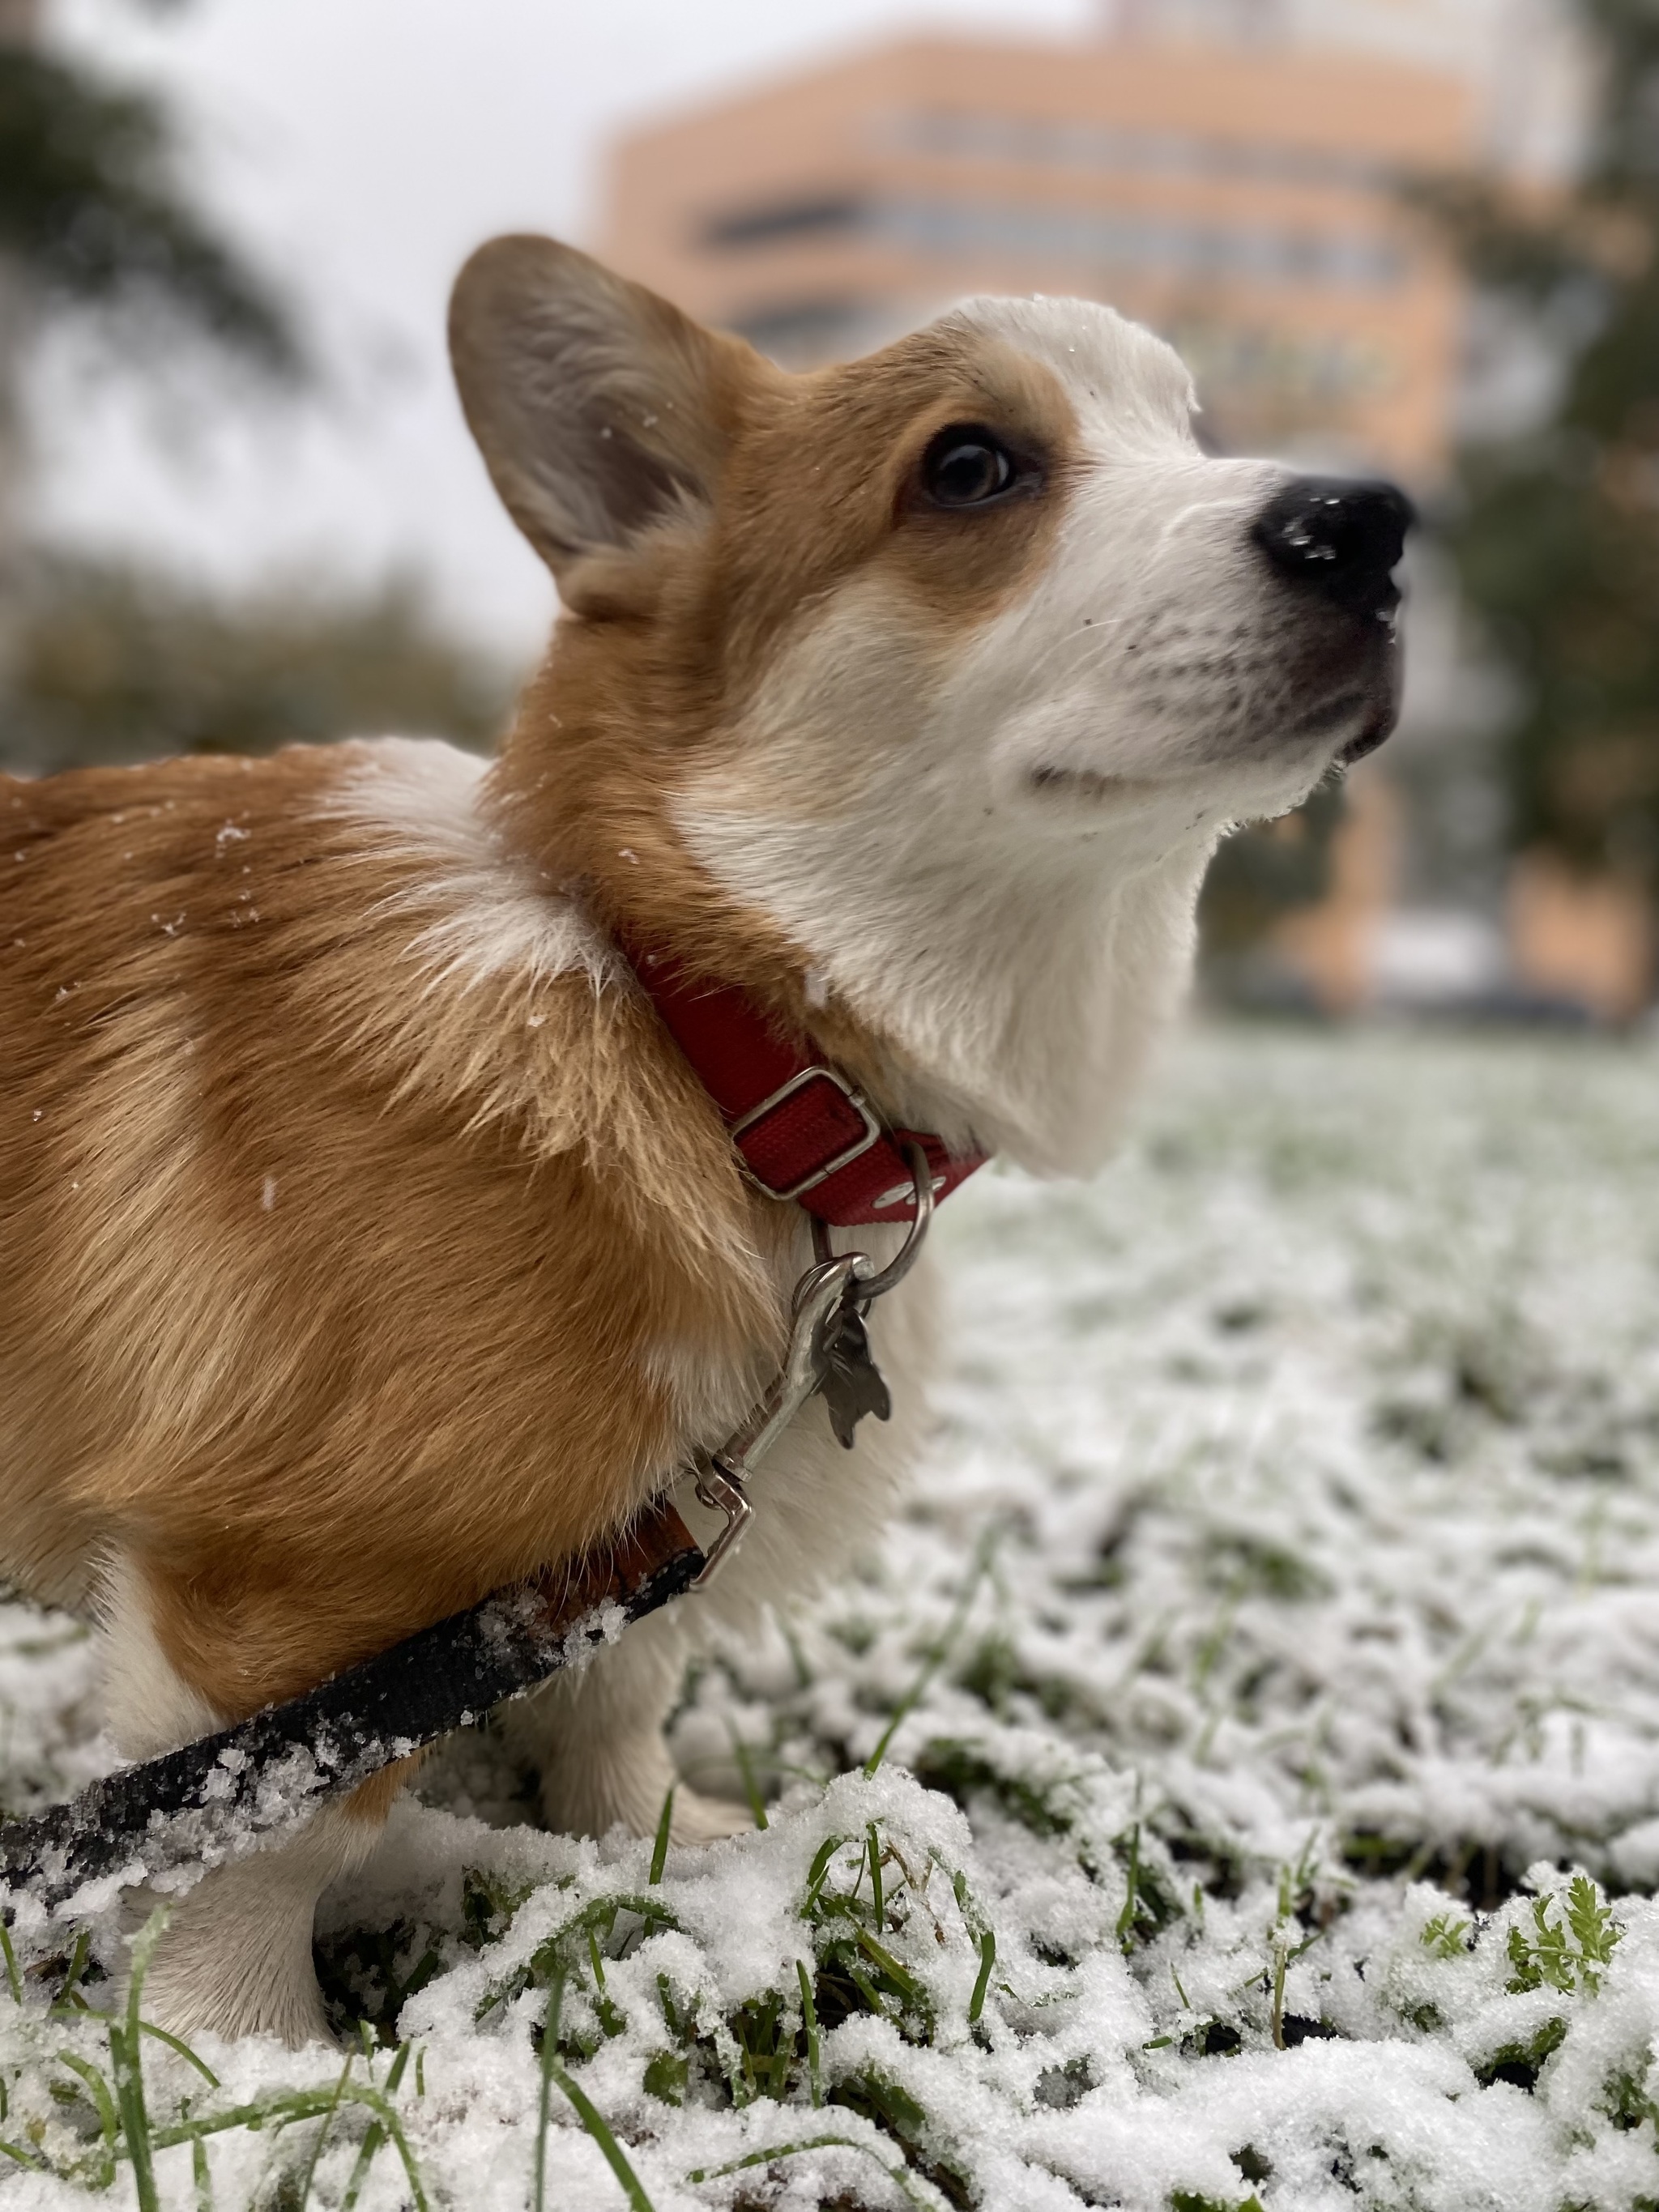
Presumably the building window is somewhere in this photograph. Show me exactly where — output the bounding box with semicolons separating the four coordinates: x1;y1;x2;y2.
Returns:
702;197;864;247
885;108;1394;193
727;296;875;362
701;190;1405;292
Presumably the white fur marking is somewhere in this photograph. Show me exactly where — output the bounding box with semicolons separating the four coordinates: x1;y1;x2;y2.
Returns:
322;737;616;994
99;1554;221;1761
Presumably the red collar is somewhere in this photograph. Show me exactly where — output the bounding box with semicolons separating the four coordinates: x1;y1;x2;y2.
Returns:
625;944;989;1225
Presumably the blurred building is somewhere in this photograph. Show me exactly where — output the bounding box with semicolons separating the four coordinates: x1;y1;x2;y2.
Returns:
604;32;1471;483
601;6;1641;1021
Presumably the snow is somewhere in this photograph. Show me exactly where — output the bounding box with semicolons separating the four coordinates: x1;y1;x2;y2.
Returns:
5;1020;1659;2208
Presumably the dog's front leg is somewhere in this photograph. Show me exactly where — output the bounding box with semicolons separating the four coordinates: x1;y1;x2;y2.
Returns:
502;1600;751;1843
98;1556;405;2048
130;1786;397;2048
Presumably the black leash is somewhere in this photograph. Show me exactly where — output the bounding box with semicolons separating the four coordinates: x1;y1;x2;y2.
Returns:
0;1502;704;1918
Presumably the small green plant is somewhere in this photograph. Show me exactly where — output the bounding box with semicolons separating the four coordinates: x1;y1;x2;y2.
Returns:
914;1740;1073;1839
649;1788;675;1885
1601;2065;1659;2133
458;1866;536;1952
1420;1912;1472;1958
1505;1877;1619;1997
476;1893;680;2022
803;1831;937;2045
1115;1823;1186;1954
1477;2014;1568;2091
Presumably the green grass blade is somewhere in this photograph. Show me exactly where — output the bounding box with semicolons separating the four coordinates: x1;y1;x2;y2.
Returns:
109;2026;156;2208
139;2021;220;2087
1115;1825;1141;1950
338;2070;394;2212
969;1929;996;2025
132;2080;427;2208
855;1927;923;2005
547;2056;659;2212
0;1920;21;2005
803;1835;845;1912
687;2134;944;2210
57;2049;119;2176
339;2115;386;2209
535;1970;564;2212
864;1532;994;1777
796;1958;821;2109
731;1730;769;1829
292;2052;353;2210
350;2089;429;2212
139;2087;340;2152
190;2130;213;2211
649;1788;675;1884
114;1904;170;2212
478;1894;682;2021
847;1963;889;2018
51;1927;92;2015
338;2077;429;2212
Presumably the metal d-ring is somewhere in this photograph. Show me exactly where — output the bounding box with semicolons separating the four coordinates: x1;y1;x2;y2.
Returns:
811;1135;936;1306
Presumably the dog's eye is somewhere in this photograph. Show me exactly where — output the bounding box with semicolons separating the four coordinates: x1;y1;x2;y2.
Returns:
920;427;1021;509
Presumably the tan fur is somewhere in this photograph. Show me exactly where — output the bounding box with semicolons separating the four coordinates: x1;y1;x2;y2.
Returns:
0;741;795;1715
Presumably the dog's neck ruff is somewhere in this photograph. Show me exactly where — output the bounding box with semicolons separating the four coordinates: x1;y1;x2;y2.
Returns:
626;944;989;1225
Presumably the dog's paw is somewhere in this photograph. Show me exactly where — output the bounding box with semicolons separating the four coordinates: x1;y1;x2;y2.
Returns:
667;1785;755;1844
137;1903;335;2051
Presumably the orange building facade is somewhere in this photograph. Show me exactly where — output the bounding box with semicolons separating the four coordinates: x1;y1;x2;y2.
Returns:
603;35;1473;484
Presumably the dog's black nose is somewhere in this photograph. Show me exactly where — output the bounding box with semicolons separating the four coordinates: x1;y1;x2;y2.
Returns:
1252;476;1414;613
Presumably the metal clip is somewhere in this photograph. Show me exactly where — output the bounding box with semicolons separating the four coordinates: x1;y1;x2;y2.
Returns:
689;1460;754;1588
688;1255;866;1588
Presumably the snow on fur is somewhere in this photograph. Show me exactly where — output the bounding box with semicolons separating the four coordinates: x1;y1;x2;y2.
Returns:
4;1022;1659;2208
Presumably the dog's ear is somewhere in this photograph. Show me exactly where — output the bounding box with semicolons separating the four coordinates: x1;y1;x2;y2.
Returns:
449;234;737;580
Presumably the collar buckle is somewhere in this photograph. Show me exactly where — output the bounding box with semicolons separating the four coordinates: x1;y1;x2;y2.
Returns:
730;1064;883;1203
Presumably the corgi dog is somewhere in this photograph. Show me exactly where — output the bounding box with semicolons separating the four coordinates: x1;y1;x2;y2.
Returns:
0;237;1409;2045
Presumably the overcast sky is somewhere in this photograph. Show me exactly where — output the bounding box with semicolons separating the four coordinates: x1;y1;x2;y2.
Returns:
39;0;1092;658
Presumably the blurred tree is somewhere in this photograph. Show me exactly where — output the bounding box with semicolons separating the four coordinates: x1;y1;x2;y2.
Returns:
6;556;515;772
1428;0;1659;888
0;5;524;776
0;0;298;375
1198;774;1344;993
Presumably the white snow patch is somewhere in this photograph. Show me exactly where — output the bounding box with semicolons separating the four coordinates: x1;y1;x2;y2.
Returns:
6;1024;1659;2207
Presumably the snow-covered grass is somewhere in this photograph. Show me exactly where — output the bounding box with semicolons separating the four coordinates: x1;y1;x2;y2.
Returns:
6;1019;1659;2210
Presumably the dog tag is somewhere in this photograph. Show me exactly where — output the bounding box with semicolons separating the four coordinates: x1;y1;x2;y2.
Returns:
817;1301;892;1448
